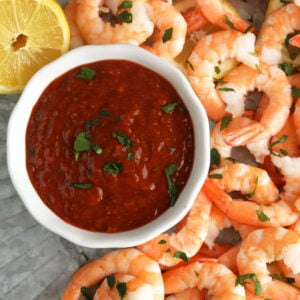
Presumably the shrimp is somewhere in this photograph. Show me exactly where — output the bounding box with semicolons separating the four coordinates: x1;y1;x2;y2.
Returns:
289;34;300;48
137;190;212;267
236;227;300;299
205;204;231;249
93;273;154;300
209;162;279;204
220;63;292;144
186;29;259;121
141;0;187;60
163;261;246;299
289;73;300;145
256;3;300;65
270;114;300;157
210;116;270;165
294;98;300;145
61;248;164;300
196;0;253;33
271;155;300;211
165;288;207;300
64;0;86;49
182;9;208;35
217;244;240;274
203;179;299;228
75;0;154;46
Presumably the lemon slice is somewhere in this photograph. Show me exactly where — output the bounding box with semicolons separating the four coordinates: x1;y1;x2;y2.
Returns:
266;0;284;15
0;0;70;94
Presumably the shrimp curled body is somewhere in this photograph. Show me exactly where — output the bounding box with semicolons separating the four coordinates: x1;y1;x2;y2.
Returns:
61;248;164;300
237;227;300;299
163;261;246;299
137;191;212;267
76;0;154;46
186;30;259;121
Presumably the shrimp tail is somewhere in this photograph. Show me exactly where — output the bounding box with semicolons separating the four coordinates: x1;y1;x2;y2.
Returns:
182;9;208;35
288;33;300;48
224;123;269;146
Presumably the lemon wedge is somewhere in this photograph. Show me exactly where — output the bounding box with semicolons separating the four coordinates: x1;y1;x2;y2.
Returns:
266;0;284;15
0;0;70;94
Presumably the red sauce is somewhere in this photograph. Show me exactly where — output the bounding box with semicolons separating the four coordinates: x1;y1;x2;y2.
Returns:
26;60;194;233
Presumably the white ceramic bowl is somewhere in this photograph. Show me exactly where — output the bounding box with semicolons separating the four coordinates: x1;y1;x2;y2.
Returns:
7;44;210;248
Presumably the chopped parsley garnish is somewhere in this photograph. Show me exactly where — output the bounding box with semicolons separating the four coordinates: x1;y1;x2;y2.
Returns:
116;282;127;299
278;62;297;75
116;10;132;23
285;34;299;60
99;108;110;118
103;161;123;175
292;86;300;98
208;173;223;179
162;27;173;43
113;130;134;152
80;287;92;300
218;87;235;92
186;59;194;71
210;148;221;167
117;0;132;9
158;239;167;244
80;250;89;261
173;250;189;263
235;273;262;295
70;182;94;189
165;163;178;206
256;210;270;222
225;157;237;163
127;152;136;160
77;67;96;80
268;134;288;156
225;15;253;33
161;102;178;113
225;15;235;30
220;116;232;131
106;274;116;289
74;132;102;160
85;119;103;132
286;277;296;284
248;176;258;198
215;66;221;74
116;1;133;23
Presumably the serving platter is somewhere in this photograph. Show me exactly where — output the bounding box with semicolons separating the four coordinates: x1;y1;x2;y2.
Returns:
1;0;269;299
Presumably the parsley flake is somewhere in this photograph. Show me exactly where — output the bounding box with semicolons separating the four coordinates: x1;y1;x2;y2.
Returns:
235;273;262;295
210;148;221;167
103;161;123;175
256;210;270;222
208;173;223;179
116;282;127;299
218;87;235;92
220;116;232;131
70;182;94;189
173;250;189;263
268;135;288;156
77;67;96;80
161;102;178;113
106;274;116;289
162;27;173;43
165;163;178;206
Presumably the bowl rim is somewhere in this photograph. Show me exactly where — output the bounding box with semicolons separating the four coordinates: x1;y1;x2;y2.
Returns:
7;44;210;248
